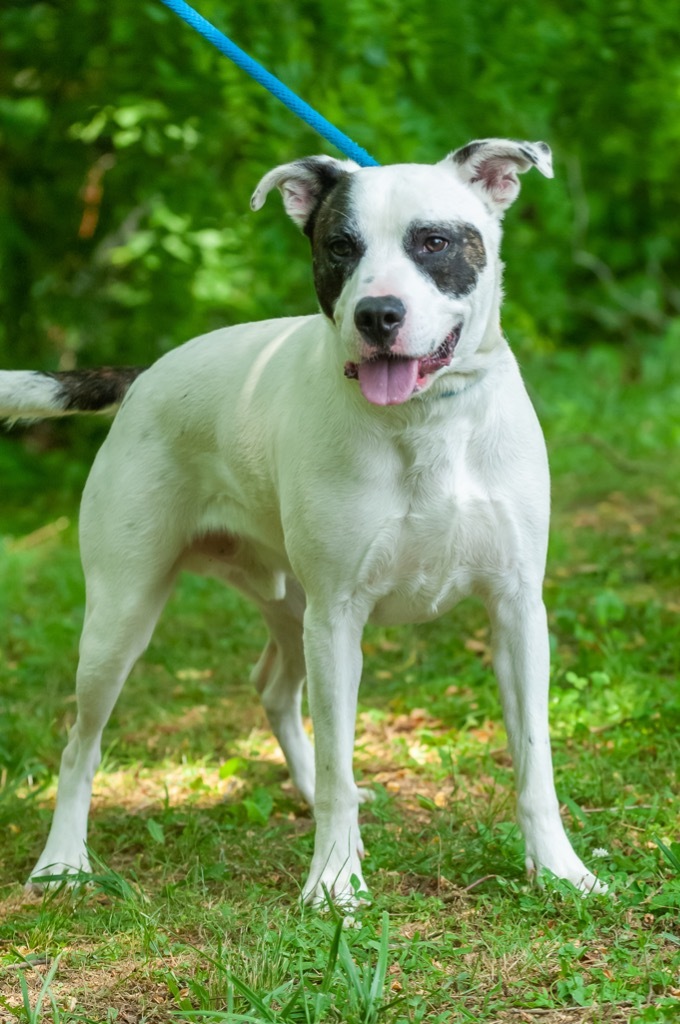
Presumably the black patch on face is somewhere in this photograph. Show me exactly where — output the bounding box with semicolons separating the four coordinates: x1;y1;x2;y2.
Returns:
48;367;145;412
404;221;486;298
307;176;365;320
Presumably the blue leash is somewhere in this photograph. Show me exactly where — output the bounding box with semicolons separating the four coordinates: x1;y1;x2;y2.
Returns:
157;0;380;168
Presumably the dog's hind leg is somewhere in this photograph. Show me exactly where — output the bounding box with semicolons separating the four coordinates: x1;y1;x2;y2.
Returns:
488;593;605;893
250;581;316;807
250;580;375;812
28;566;175;887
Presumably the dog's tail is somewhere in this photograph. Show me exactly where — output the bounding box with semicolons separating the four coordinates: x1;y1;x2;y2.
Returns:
0;367;145;424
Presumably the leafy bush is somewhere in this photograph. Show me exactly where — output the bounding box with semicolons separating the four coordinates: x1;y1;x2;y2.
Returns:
1;0;678;370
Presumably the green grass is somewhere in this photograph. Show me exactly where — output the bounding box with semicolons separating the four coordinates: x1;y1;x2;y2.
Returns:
1;331;679;1022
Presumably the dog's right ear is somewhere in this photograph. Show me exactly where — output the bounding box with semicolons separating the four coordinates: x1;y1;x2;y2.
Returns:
250;156;359;229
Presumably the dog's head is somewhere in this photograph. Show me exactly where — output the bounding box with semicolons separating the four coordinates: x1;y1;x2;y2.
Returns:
251;139;553;406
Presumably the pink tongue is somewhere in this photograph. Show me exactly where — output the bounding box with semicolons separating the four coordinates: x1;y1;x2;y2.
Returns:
357;358;419;406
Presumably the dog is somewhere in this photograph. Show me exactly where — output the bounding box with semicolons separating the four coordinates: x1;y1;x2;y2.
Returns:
0;138;603;905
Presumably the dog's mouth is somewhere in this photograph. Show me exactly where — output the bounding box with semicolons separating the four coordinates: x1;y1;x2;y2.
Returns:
344;324;462;406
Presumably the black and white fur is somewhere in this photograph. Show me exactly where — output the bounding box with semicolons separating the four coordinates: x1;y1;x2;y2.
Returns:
0;139;603;905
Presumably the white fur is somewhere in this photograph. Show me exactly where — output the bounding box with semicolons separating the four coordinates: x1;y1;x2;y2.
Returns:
13;144;603;905
0;371;65;423
335;163;500;369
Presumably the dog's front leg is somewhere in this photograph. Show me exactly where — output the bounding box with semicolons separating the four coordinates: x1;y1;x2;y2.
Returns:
301;604;367;908
489;594;605;893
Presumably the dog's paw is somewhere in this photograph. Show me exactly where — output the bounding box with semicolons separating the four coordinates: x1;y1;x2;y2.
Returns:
26;853;92;892
576;872;608;895
526;852;607;895
302;832;369;910
302;866;371;911
356;786;375;806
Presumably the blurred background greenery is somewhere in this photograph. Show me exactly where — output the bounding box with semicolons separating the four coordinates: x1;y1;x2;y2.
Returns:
1;0;679;373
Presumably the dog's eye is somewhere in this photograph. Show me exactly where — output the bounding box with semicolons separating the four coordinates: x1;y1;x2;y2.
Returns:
328;237;355;259
423;235;449;253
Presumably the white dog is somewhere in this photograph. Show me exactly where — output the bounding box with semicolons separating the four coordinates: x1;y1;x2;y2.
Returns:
0;139;603;905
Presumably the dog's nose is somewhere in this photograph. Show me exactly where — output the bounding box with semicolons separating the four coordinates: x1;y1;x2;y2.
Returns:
354;296;406;348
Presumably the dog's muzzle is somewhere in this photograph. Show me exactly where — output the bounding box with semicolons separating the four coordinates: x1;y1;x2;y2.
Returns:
344;324;462;406
353;295;406;350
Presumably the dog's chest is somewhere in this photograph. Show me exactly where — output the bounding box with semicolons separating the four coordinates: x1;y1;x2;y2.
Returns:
365;432;514;625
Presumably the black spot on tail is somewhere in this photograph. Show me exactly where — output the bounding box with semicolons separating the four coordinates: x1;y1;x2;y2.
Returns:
48;367;145;412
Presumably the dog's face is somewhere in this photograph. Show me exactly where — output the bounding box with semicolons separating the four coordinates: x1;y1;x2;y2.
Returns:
252;139;552;406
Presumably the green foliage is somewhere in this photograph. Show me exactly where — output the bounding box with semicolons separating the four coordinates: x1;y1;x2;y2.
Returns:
15;951;63;1024
164;912;391;1023
1;0;679;372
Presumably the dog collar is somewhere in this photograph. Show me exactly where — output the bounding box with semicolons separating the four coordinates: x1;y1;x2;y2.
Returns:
435;375;481;400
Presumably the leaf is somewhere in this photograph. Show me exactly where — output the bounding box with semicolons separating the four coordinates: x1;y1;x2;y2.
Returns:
416;794;437;812
653;836;680;874
219;756;245;779
242;787;274;825
147;818;165;845
560;795;589;826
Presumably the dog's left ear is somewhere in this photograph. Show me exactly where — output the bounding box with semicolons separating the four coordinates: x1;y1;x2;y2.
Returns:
251;156;359;229
444;139;553;217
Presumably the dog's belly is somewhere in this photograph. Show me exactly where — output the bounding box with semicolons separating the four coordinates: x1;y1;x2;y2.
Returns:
182;531;289;604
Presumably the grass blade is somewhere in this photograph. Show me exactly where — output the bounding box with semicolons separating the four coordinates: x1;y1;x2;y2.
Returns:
14;951;63;1024
227;972;278;1022
321;918;343;993
653;835;680;874
367;912;390;1012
